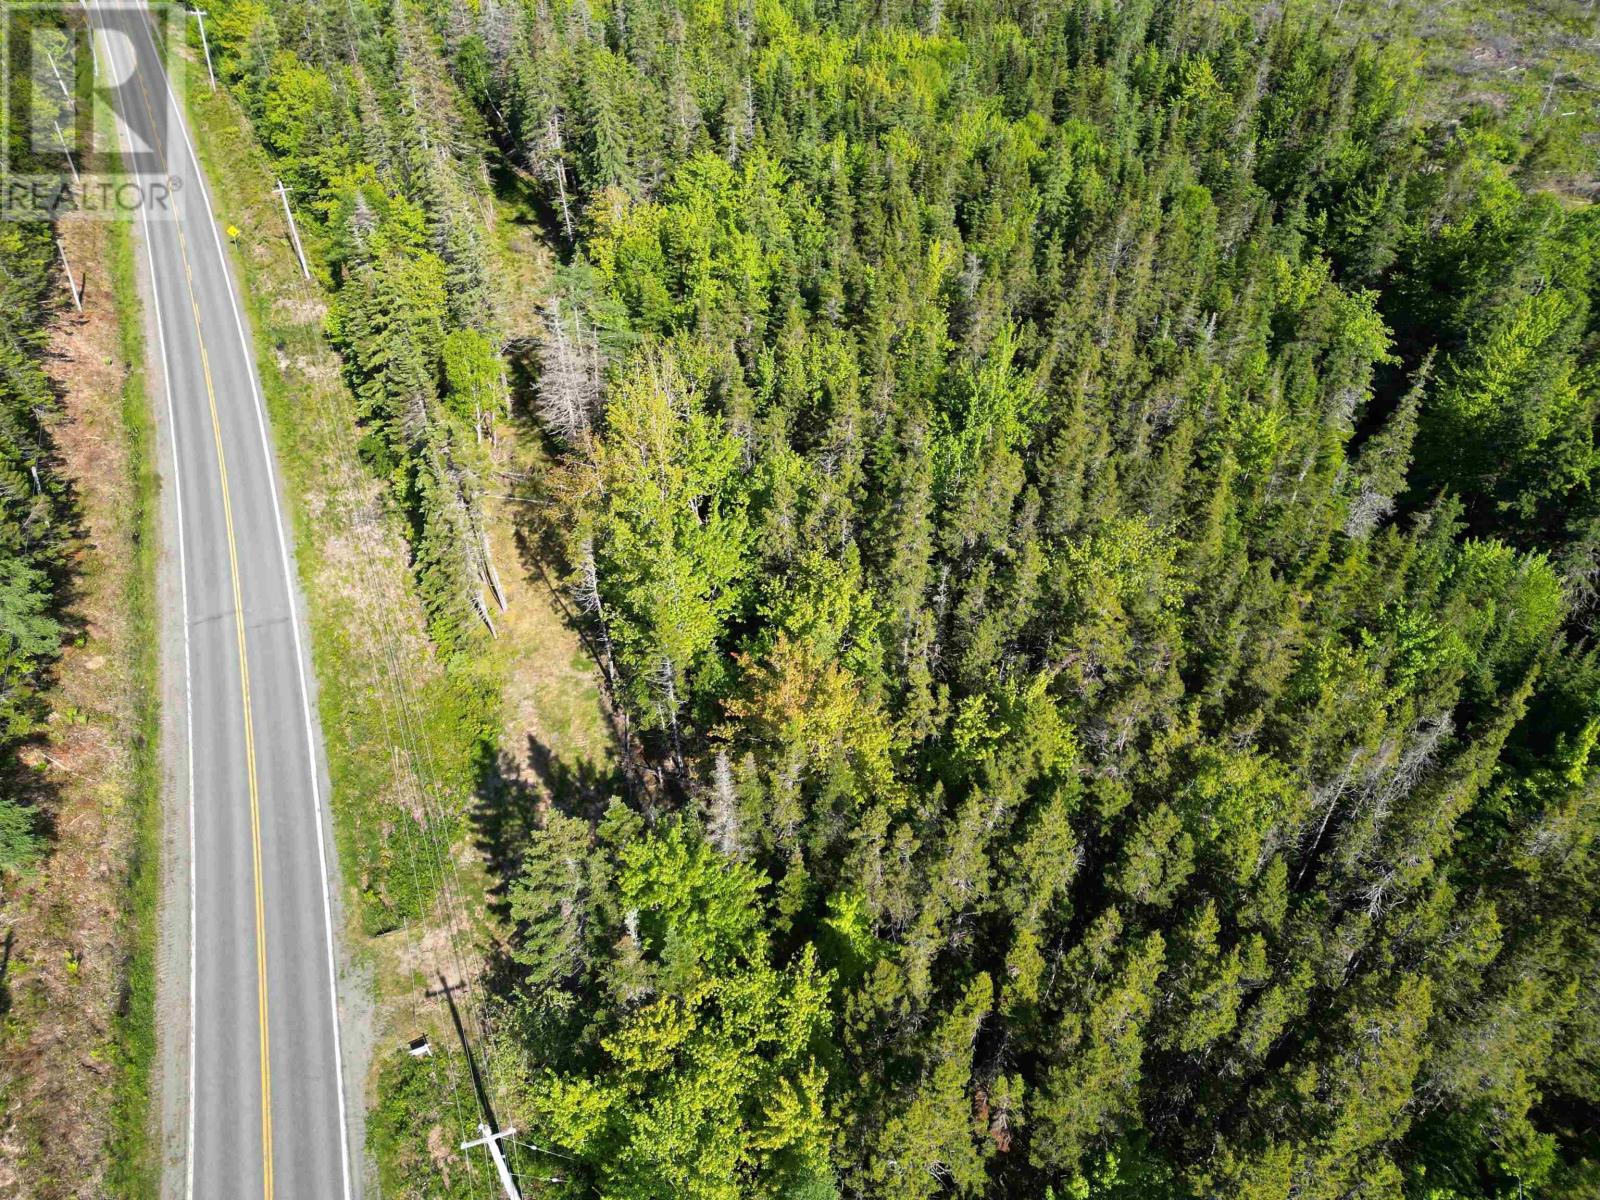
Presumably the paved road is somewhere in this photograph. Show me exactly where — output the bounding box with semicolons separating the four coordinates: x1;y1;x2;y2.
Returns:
89;5;354;1197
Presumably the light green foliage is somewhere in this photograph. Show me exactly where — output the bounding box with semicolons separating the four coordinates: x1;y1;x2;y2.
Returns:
537;824;833;1200
581;348;750;730
539;956;834;1200
934;324;1040;504
591;150;801;336
618;820;767;982
1447;541;1564;679
1178;744;1305;886
255;54;341;193
1053;515;1183;695
754;547;884;684
440;327;506;427
721;629;903;845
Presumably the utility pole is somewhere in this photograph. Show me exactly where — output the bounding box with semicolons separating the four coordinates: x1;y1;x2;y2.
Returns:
81;1;104;76
53;121;81;189
56;237;83;312
43;48;71;101
273;179;311;280
189;10;216;91
426;973;521;1199
461;1124;522;1200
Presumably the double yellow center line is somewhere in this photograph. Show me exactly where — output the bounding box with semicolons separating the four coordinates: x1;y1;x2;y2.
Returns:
116;17;275;1197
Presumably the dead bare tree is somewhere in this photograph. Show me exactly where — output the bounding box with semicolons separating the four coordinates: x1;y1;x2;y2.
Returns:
539;113;576;241
536;299;602;446
705;750;745;860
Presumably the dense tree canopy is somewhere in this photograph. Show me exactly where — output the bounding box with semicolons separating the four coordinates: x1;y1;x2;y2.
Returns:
0;10;72;871
207;0;1600;1196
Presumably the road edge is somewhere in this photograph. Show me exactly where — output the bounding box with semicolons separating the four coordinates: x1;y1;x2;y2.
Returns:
83;37;191;1198
172;49;373;1194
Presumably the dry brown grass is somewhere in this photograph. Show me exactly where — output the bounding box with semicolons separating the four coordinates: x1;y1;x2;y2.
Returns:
485;447;618;798
480;199;617;803
0;213;146;1200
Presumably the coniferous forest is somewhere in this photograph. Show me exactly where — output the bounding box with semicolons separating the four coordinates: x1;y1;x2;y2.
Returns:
0;227;63;873
0;8;69;873
198;0;1600;1196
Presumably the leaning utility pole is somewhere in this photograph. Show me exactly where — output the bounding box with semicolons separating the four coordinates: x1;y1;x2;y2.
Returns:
189;9;217;91
43;48;71;101
56;237;83;312
273;179;311;280
427;973;521;1199
53;121;81;189
462;1124;522;1200
80;1;104;75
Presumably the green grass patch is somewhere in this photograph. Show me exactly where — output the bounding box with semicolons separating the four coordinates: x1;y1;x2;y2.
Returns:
97;96;164;1200
368;1047;494;1199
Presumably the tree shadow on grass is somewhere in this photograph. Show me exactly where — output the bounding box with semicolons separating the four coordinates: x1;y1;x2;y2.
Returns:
0;929;14;1016
492;339;656;803
466;336;672;1011
468;730;627;1048
472;733;626;920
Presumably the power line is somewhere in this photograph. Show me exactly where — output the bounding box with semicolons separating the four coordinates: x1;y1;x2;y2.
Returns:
364;635;489;1199
432;974;520;1200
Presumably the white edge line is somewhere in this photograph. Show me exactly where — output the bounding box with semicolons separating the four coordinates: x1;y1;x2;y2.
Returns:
129;8;355;1197
91;8;196;1197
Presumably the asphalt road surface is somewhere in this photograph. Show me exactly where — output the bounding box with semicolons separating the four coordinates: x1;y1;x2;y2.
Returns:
88;5;354;1196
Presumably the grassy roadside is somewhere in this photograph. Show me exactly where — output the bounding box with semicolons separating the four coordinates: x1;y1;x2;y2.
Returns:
178;51;495;937
79;60;165;1191
103;162;163;1197
355;119;626;1200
